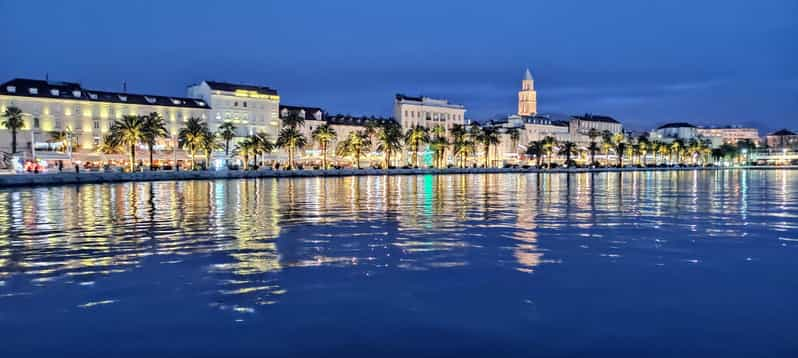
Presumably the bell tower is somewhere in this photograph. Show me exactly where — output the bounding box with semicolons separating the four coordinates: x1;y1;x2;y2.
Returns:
517;68;537;116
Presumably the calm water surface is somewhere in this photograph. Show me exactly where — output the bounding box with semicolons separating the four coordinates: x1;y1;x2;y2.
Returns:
1;170;797;357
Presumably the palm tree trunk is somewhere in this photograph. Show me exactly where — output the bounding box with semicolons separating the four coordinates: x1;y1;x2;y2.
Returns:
148;143;154;170
129;144;136;172
322;143;328;170
190;150;195;170
356;149;361;169
11;128;17;155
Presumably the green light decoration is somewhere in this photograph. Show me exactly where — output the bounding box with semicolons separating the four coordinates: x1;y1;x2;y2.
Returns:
422;145;433;167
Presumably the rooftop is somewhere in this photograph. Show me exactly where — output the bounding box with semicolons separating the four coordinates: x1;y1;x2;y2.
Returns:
204;80;278;96
657;122;697;130
326;114;397;127
571;113;620;124
769;129;797;136
1;78;209;109
395;94;465;109
280;105;325;121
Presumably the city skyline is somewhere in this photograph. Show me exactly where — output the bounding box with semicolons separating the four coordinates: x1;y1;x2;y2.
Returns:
1;0;796;133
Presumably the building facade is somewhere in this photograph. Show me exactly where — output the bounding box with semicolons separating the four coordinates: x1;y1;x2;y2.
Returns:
1;78;209;157
696;126;760;145
394;94;465;131
517;68;537;116
766;129;798;150
568;114;623;144
187;81;280;138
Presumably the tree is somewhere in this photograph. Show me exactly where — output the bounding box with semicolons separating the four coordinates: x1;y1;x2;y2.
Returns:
336;130;371;169
428;125;449;168
235;137;257;170
600;130;614;166
506;127;521;157
670;139;684;165
201;128;220;168
611;133;627;167
637;136;650;166
108;115;147;172
559;141;578;167
312;123;337;169
49;130;77;152
282;110;305;129
1;106;25;155
376;121;403;169
542;136;557;168
587;128;601;165
276;126;306;170
143;112;168;170
253;132;274;167
218;122;237;157
450;124;470;168
404;125;430;167
178;117;207;170
526;141;544;167
475;126;500;168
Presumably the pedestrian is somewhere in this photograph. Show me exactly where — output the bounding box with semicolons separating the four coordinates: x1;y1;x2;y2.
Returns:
58;160;63;172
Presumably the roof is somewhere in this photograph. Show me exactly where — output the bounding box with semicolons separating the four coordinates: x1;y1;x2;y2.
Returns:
280;105;325;121
1;78;209;109
205;80;278;96
395;94;423;102
769;129;796;136
394;93;465;109
571;113;620;124
326;114;397;127
657;122;697;130
524;68;533;81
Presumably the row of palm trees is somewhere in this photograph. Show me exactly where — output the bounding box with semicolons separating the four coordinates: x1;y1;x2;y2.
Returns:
525;129;719;168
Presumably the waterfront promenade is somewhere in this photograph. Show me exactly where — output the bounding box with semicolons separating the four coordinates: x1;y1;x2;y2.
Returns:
1;165;795;188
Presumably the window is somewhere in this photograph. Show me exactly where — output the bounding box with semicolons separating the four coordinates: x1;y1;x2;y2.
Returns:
29;88;38;95
73;90;81;98
404;110;408;117
145;96;157;104
243;101;247;107
118;95;127;102
93;137;101;147
426;112;431;120
88;92;98;100
6;86;16;93
33;117;40;128
93;120;99;129
234;101;238;107
50;89;60;96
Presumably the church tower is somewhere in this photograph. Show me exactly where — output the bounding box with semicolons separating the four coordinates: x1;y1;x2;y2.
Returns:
517;68;537;116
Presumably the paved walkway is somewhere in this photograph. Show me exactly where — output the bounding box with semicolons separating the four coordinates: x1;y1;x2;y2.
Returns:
1;166;795;188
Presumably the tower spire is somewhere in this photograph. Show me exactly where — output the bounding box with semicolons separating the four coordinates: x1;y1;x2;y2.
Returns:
524;68;533;81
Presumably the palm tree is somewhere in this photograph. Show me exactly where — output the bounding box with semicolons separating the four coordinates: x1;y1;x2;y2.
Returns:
200;129;220;167
178;117;207;170
429;134;449;168
506;127;521;158
142;112;168;170
282;110;305;129
235;137;257;170
526;141;544;167
108;115;147;172
670;139;684;165
637;136;650;166
312;123;337;169
404;124;430;167
1;106;25;155
657;141;670;165
587;128;600;165
559;141;578;167
542;136;557;168
49;130;77;152
218;122;237;157
336;130;371;169
450;124;470;168
475;126;500;168
611;133;626;167
376;121;403;169
253;132;274;167
276;126;306;169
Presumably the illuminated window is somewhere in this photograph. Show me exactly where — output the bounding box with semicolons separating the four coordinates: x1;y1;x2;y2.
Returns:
118;95;127;102
50;89;60;96
88;92;98;100
145;96;157;104
73;90;81;98
29;88;38;95
6;86;16;93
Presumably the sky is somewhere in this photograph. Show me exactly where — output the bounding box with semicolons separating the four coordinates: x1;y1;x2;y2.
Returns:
1;0;796;132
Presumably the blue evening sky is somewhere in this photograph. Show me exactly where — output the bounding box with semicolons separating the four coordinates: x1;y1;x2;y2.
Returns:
1;0;796;132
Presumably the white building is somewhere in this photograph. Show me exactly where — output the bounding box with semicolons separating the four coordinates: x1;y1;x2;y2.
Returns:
568;114;623;144
652;122;699;141
1;78;209;158
187;81;280;138
394;94;465;131
697;126;760;145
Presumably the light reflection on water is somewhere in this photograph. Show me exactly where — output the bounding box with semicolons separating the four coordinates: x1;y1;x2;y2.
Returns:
0;170;797;355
